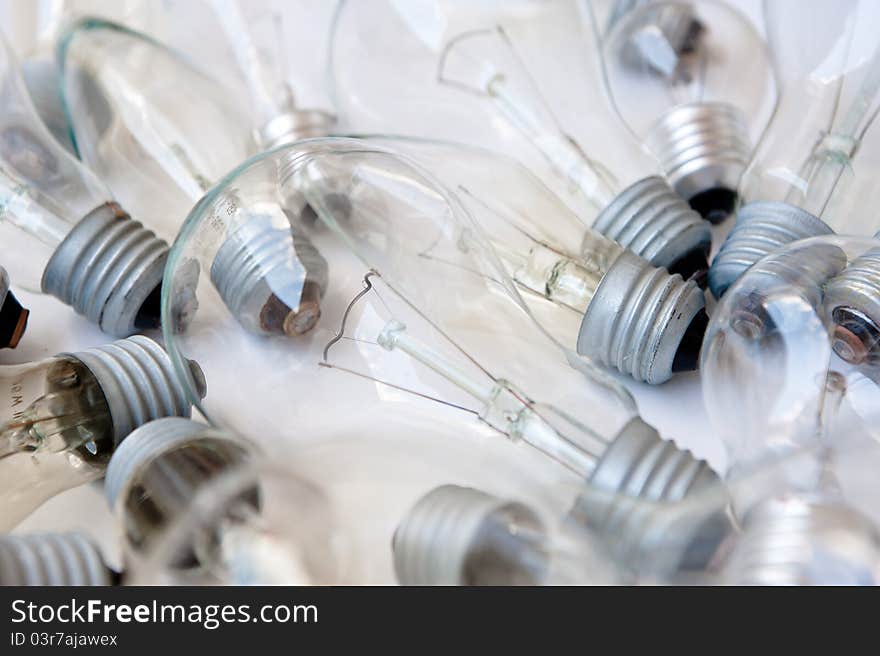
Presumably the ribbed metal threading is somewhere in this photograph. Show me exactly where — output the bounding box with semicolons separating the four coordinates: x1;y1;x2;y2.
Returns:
646;102;750;205
578;250;706;384
724;498;880;585
104;417;211;510
393;485;544;586
69;336;201;446
42;203;169;337
709;201;834;298
591;176;711;271
210;213;328;337
824;246;880;358
0;533;112;585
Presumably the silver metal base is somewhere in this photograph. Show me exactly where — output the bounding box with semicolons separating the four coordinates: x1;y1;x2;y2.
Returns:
0;533;111;585
578;250;706;384
824;246;880;363
724;497;880;585
392;485;543;586
69;336;201;446
257;109;336;151
104;417;210;509
591;176;711;273
709;201;834;298
210;212;329;337
646;102;750;210
42;203;169;337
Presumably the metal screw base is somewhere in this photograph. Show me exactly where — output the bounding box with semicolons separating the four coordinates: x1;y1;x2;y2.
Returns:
724;497;880;585
104;417;210;509
41;203;169;337
211;210;329;337
646;102;750;220
69;336;201;446
824;246;880;364
0;533;112;585
393;485;543;586
709;201;834;298
591;176;711;277
578;250;706;384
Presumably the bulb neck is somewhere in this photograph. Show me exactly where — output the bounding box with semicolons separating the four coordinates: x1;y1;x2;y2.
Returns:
393;485;545;586
591;176;711;281
645;102;750;222
41;203;169;337
708;201;835;298
210;210;328;337
824;246;880;365
68;336;200;447
256;109;336;151
577;250;707;384
0;533;112;585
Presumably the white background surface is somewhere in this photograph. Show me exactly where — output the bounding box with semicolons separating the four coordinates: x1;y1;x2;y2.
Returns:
3;0;765;571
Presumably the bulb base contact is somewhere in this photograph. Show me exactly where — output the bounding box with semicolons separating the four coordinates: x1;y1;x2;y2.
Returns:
41;203;169;337
0;267;29;349
0;533;112;585
210;212;329;337
646;102;750;223
591;176;711;281
577;250;707;384
393;485;545;586
708;201;834;298
69;336;202;446
824;246;880;364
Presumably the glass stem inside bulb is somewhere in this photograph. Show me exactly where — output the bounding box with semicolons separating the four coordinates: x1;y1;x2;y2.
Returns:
377;320;598;478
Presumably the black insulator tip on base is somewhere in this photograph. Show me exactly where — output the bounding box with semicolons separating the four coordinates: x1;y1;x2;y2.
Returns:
688;187;738;224
667;246;711;289
133;283;163;331
0;291;29;349
672;307;709;373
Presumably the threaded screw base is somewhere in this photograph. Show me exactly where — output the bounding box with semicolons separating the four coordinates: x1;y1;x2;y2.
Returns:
709;201;834;298
42;203;169;337
646;102;750;221
591;176;711;278
577;250;706;384
69;336;201;445
0;533;112;585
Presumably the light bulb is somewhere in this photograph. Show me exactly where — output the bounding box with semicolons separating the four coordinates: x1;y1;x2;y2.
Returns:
209;0;336;148
393;484;615;585
0;266;29;349
117;421;613;585
58;18;330;338
597;0;775;221
0;532;114;585
330;0;712;280
701;236;880;477
162;136;718;538
0;336;203;530
710;0;880;299
0;29;169;336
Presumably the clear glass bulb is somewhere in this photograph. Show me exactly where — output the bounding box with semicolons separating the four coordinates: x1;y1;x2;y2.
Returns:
161;137;717;534
115;423;615;585
0;336;200;530
208;0;336;148
0;29;168;335
710;0;880;298
57;17;255;238
701;236;880;477
330;0;713;279
598;0;775;221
